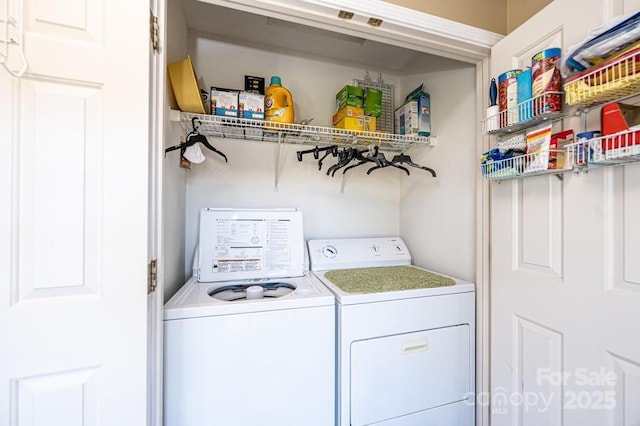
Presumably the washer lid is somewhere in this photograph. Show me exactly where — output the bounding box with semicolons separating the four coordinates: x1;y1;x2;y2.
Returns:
198;208;305;282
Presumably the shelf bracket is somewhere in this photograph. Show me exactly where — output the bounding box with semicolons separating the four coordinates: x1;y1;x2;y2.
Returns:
274;132;283;190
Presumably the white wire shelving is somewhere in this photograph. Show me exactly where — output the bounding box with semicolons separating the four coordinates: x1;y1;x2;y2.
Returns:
563;47;640;107
482;92;566;136
172;110;434;152
480;149;575;182
568;128;640;167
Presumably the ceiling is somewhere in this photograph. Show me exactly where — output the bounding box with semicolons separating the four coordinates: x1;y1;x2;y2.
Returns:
181;0;473;75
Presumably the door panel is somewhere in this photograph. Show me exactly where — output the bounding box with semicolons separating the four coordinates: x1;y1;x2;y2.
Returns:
489;1;640;425
0;0;149;424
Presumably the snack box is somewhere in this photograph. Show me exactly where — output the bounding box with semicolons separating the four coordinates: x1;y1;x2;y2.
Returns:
334;116;364;131
238;92;264;120
548;129;574;169
211;87;239;117
601;102;640;153
333;106;364;124
336;85;364;110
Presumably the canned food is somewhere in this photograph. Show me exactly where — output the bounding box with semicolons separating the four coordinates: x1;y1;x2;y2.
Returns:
498;69;523;127
532;48;562;115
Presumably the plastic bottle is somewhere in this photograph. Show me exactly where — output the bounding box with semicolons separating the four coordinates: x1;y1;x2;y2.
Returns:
264;76;294;124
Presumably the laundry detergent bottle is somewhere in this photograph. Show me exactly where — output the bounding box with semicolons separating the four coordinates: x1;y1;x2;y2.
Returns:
264;76;294;124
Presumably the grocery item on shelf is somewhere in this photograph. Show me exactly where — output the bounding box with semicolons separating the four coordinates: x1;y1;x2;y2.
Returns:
575;131;601;165
548;130;574;170
498;69;523;126
363;87;382;117
531;48;562;114
601;102;640;154
334;116;364;131
336;85;364;110
210;87;239;117
333;106;364;125
524;124;552;172
561;11;640;78
517;69;533;122
265;76;295;124
238;92;264;120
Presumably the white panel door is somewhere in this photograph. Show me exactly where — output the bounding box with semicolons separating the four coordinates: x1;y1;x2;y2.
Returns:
0;0;150;424
489;1;640;425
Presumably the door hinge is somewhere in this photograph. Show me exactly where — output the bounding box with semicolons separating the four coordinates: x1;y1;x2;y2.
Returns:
148;259;158;294
150;11;159;52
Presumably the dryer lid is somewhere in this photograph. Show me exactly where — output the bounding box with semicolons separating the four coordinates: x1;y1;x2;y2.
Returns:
197;208;305;282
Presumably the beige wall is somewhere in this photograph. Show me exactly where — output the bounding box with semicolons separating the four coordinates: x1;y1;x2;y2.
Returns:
383;0;552;35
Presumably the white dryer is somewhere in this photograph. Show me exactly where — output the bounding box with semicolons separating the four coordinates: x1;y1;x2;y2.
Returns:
164;208;335;426
308;237;475;426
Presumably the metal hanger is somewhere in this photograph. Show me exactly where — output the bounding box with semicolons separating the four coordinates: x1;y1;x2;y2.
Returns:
165;117;228;162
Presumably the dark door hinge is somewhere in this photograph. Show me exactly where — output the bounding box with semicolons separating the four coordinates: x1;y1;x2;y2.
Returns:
148;259;158;294
150;11;159;52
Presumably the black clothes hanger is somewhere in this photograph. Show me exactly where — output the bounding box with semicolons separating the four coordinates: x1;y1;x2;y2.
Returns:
329;147;370;176
165;117;228;163
296;145;338;170
390;152;436;177
364;147;410;176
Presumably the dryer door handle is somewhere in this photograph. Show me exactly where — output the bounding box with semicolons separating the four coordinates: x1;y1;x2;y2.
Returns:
401;339;429;354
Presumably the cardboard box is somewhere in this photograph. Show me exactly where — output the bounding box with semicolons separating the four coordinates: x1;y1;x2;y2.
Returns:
601;102;640;152
333;116;364;131
363;88;382;117
395;99;430;136
548;129;574;169
333;106;364;124
336;85;364;110
238;92;264;120
211;87;239;117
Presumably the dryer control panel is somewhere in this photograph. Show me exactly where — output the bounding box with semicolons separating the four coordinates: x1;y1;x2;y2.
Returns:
307;237;411;271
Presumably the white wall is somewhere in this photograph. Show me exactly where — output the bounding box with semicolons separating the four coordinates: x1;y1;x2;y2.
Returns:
166;29;477;291
399;67;477;282
182;36;404;278
163;0;189;300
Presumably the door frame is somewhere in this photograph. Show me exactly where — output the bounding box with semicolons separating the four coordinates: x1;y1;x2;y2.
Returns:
148;0;167;424
148;2;498;425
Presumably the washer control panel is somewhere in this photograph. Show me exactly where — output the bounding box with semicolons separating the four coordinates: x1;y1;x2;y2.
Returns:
308;237;411;271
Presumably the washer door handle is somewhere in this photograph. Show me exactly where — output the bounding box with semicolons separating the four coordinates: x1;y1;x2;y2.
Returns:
401;339;429;354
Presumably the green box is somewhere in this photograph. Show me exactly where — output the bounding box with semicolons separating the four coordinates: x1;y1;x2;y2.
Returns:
364;87;382;117
336;85;364;110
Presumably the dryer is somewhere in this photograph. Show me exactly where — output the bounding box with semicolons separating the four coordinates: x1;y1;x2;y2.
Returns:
164;208;335;426
308;237;475;426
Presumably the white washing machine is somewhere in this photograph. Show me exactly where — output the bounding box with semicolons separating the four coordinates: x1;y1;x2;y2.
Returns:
308;237;475;426
164;208;335;426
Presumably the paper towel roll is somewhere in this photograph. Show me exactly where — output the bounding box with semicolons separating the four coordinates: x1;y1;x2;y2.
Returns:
486;105;500;133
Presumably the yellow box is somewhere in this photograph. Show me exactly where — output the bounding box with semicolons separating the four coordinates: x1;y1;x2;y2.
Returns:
167;55;206;114
334;116;364;131
332;106;364;124
363;115;376;132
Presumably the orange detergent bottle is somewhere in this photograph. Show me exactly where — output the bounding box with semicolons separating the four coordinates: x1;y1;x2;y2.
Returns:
264;76;294;124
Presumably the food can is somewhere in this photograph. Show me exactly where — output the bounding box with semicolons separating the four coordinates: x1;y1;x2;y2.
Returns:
576;130;601;165
531;48;562;115
498;69;523;127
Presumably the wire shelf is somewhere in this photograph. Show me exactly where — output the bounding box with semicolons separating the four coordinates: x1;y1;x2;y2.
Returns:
481;149;573;181
563;47;640;107
175;111;433;151
568;129;640;166
483;92;566;136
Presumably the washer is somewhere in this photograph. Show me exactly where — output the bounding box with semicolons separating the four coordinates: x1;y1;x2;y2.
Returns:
308;237;475;426
164;208;335;426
